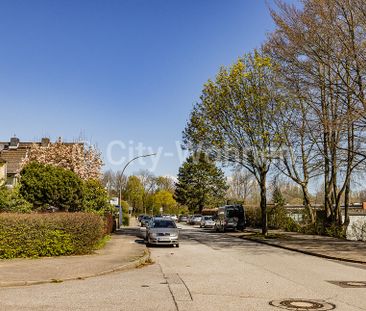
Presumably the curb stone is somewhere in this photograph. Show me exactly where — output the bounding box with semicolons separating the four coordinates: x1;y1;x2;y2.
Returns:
239;235;366;265
0;248;151;288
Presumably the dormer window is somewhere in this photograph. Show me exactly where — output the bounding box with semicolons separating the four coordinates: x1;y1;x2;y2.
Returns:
41;137;50;147
9;137;19;149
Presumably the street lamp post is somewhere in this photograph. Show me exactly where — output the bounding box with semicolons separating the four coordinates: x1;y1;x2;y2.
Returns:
118;153;156;228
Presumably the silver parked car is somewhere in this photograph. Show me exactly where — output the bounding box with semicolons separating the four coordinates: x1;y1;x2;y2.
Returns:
200;215;215;228
145;217;180;247
192;214;202;225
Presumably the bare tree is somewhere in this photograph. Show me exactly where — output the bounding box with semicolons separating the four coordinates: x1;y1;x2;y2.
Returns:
155;176;176;193
136;170;156;214
267;0;366;229
227;169;254;204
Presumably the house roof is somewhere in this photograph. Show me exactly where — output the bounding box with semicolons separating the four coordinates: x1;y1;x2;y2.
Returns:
0;138;84;175
0;148;28;174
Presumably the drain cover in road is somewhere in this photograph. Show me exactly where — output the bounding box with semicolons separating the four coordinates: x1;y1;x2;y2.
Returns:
328;280;366;288
269;299;336;310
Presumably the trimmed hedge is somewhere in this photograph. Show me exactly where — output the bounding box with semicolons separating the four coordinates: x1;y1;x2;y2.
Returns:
104;213;116;234
0;212;105;259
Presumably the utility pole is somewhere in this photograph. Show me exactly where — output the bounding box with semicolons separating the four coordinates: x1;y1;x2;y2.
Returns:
118;153;156;228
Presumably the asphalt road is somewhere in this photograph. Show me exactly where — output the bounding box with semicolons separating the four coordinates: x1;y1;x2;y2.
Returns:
1;224;366;311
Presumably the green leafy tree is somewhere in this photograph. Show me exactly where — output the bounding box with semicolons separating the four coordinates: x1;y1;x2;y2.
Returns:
125;175;144;214
183;51;283;235
268;177;290;229
153;190;178;215
272;177;285;207
174;152;228;213
20;162;84;211
83;179;112;212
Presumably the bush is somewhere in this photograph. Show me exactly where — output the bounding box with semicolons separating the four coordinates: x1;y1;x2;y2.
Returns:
104;213;116;234
307;210;345;238
83;179;112;212
267;205;289;229
245;206;262;228
283;217;302;232
0;212;105;259
121;200;130;226
122;214;130;226
0;186;32;213
20;162;84;211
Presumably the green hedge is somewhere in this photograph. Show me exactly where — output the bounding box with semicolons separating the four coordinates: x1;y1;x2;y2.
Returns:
0;212;105;259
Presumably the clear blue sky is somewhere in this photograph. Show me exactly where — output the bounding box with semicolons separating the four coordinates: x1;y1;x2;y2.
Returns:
0;0;294;176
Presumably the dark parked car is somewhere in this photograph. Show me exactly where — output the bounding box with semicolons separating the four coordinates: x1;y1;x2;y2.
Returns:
214;205;245;232
140;215;151;227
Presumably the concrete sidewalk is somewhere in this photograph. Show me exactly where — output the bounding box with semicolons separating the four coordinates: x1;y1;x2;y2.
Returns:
228;229;366;264
0;230;149;287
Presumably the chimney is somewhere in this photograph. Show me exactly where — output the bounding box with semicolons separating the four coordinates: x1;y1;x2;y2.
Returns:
41;137;50;147
9;136;19;149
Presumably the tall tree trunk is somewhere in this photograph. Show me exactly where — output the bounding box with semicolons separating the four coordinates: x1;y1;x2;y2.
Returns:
343;179;351;235
343;61;354;234
320;64;332;221
302;184;315;224
259;171;268;236
343;100;354;233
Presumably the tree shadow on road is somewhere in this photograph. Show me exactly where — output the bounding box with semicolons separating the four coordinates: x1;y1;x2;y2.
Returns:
114;227;145;245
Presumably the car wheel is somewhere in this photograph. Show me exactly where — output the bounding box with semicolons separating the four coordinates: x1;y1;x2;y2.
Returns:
176;244;180;248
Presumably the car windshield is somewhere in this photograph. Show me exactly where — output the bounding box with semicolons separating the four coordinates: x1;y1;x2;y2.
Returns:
152;220;177;228
204;216;212;220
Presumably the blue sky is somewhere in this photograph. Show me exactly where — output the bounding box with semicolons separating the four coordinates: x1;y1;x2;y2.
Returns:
0;0;292;176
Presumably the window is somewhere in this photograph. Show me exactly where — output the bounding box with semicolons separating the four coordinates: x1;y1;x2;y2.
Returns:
153;220;177;228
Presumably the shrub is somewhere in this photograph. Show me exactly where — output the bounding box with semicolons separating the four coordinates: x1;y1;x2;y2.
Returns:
324;223;345;238
245;206;262;228
309;210;344;238
83;179;112;212
121;200;130;226
104;213;116;234
20;162;84;211
283;217;302;232
0;186;32;213
0;212;105;259
267;205;289;229
122;214;130;226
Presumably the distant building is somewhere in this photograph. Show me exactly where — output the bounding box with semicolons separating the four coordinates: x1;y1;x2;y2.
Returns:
0;137;51;187
0;158;7;185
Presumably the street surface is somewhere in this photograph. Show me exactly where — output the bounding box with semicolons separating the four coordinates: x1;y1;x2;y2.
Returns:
0;224;366;311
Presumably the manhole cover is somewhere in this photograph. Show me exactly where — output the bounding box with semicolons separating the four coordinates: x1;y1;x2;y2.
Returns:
269;299;336;310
